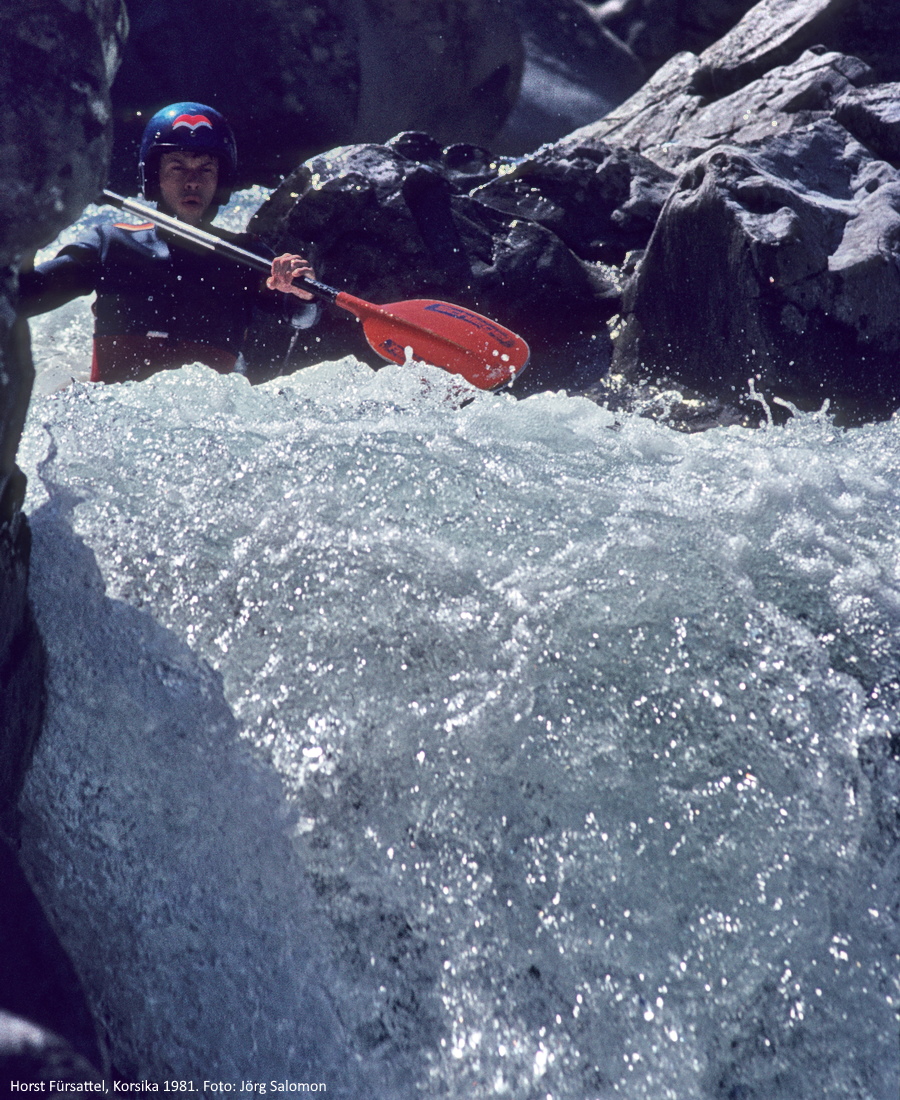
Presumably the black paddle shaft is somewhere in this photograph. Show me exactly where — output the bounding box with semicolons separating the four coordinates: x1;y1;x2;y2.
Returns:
101;190;338;303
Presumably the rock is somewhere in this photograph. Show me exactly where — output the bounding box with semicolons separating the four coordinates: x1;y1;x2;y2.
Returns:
2;0;125;819
834;82;900;164
822;0;900;83
570;46;877;172
2;0;124;810
245;132;672;392
472;136;674;265
690;0;851;97
496;0;646;153
610;120;900;420
0;474;45;839
595;0;900;85
0;0;127;263
109;0;524;189
0;1;124;1087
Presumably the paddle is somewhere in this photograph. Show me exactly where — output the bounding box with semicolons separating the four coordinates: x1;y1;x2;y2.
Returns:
101;190;530;390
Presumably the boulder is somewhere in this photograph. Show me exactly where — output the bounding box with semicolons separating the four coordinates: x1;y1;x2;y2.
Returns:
559;39;900;420
610;120;900;420
245;132;673;393
570;46;877;172
0;0;127;263
689;0;853;97
0;0;124;1084
2;0;125;804
109;0;524;189
834;82;900;163
594;0;900;84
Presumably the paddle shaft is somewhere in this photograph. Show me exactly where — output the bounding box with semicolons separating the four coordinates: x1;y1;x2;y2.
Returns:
102;190;338;303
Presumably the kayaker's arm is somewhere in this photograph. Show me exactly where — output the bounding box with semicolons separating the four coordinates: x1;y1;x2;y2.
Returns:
17;240;100;318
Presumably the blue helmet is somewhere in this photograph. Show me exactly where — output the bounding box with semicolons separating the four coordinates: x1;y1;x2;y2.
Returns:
139;102;238;212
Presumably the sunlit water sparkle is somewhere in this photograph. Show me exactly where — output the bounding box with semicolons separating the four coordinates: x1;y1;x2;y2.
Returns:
14;198;900;1098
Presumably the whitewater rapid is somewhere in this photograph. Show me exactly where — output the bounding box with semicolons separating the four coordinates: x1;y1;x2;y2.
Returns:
15;197;900;1097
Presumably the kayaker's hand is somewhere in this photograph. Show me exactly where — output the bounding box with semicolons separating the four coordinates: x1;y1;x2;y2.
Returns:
268;254;316;299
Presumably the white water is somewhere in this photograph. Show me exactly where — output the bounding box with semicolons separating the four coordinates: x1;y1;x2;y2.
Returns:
16;200;900;1097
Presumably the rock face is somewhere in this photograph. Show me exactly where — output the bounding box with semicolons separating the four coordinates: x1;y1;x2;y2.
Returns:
1;0;126;1082
613;120;900;418
594;0;900;84
239;0;900;420
109;0;524;189
566;0;900;420
1;0;125;810
245;132;673;393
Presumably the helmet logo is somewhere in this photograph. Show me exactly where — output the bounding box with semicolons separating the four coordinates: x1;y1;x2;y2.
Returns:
172;113;213;132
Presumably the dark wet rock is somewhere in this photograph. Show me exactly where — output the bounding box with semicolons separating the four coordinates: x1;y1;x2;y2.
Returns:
2;0;123;820
556;30;900;420
497;0;645;153
473;137;674;262
610;123;900;421
2;0;125;508
0;483;45;839
1;0;123;810
109;0;524;189
245;133;673;393
0;0;127;262
0;2;122;1088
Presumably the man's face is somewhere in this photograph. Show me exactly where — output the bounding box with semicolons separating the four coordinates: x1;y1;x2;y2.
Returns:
158;150;219;225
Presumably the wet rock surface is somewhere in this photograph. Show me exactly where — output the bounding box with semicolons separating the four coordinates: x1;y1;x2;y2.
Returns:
567;27;900;417
611;124;900;420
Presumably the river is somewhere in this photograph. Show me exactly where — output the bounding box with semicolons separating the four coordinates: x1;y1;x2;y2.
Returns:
14;194;900;1098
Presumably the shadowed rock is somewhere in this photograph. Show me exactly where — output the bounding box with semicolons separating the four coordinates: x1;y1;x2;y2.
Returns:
595;0;900;84
834;82;900;163
593;0;758;74
0;0;125;1085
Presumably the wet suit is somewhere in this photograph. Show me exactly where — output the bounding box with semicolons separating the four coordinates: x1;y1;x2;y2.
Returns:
19;220;311;383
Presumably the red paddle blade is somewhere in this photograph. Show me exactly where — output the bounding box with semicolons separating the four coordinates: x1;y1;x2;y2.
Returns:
334;293;529;390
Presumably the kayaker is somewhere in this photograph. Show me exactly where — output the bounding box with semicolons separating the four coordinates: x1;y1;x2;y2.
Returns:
18;101;315;384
